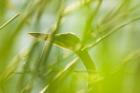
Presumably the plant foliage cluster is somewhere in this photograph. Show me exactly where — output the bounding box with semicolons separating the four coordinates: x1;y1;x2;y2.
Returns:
0;0;140;93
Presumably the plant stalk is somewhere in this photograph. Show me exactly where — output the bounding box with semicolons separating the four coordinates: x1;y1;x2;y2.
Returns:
76;49;96;72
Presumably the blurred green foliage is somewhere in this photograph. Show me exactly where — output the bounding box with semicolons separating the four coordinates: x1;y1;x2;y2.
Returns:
0;0;140;93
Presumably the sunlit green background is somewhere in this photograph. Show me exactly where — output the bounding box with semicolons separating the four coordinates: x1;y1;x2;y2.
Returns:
0;0;140;93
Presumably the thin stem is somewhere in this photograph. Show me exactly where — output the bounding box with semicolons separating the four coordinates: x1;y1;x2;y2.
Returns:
0;14;20;31
76;49;97;92
83;16;140;50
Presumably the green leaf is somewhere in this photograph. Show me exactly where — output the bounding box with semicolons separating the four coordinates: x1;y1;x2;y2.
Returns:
29;32;81;51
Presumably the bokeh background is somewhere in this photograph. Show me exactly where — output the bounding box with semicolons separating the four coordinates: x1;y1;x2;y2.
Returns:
0;0;140;93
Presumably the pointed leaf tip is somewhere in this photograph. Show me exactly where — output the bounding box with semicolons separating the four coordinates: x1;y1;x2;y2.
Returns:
28;32;49;40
